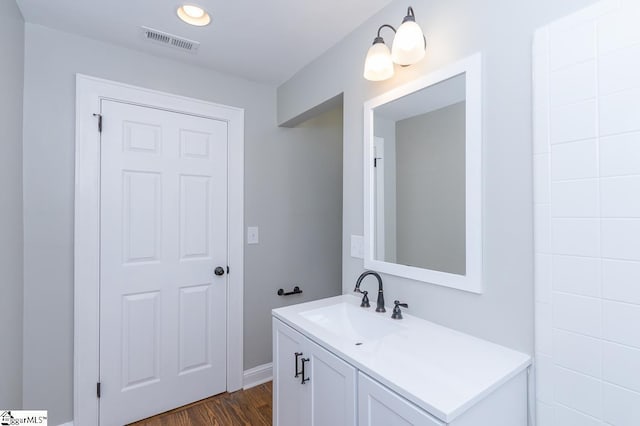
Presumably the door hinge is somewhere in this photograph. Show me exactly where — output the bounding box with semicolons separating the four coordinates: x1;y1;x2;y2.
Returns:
227;266;230;274
93;113;103;133
96;382;101;398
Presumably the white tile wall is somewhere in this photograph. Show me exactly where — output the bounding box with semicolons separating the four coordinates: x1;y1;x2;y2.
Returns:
600;132;640;176
534;204;551;253
603;383;640;426
534;154;550;203
551;218;600;257
601;219;640;260
553;292;602;337
603;301;640;348
536;302;553;354
536;354;554;402
602;259;640;304
600;88;640;136
598;4;640;53
553;329;601;377
535;253;553;303
551;180;599;218
553;366;602;418
599;44;640;94
552;255;601;297
554;404;602;426
548;21;595;70
601;176;640;217
549;60;596;107
550;100;597;144
602;342;640;392
534;2;640;423
537;401;554;426
551;139;598;180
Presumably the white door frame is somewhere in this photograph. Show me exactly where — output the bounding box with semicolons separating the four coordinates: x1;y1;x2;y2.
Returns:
73;74;245;425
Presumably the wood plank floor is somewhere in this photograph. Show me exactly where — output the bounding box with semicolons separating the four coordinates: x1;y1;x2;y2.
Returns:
128;382;272;426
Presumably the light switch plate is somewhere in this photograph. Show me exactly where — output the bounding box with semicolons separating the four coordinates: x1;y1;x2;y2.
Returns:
247;227;259;244
351;235;364;259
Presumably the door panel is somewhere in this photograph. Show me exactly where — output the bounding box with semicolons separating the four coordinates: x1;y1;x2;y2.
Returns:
178;284;211;374
273;319;357;426
273;319;308;426
100;100;228;426
122;171;162;263
358;373;443;426
179;175;211;259
121;291;161;390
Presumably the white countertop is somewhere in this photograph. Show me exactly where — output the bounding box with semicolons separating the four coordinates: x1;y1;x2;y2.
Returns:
272;295;531;423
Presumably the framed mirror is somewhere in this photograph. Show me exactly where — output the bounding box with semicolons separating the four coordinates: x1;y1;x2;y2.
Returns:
363;53;482;293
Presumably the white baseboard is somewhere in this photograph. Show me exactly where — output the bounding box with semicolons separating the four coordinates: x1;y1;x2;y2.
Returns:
243;362;272;390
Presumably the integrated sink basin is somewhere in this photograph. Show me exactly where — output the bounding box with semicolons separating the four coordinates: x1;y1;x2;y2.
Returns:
299;301;403;342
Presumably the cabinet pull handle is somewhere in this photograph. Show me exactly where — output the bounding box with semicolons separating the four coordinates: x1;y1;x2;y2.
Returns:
301;357;310;384
294;352;303;378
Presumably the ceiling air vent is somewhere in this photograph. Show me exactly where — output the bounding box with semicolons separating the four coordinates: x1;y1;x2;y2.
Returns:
141;26;200;53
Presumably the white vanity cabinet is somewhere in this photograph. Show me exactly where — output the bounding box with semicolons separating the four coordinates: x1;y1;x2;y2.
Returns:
273;318;357;426
273;296;531;426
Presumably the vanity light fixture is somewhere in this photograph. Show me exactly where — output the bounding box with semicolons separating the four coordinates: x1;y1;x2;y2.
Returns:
177;4;211;26
363;6;426;82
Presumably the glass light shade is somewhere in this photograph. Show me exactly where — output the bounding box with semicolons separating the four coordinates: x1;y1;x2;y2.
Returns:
177;5;211;26
363;42;394;81
391;20;426;65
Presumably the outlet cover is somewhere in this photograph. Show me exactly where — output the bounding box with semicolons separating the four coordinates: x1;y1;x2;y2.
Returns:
351;235;364;259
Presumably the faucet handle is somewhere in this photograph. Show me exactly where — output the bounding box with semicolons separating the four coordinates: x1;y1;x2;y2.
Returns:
391;300;408;320
359;290;370;308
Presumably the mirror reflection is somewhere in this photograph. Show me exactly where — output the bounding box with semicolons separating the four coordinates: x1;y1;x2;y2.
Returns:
372;73;466;274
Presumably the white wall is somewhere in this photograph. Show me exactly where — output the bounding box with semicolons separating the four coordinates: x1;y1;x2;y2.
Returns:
244;106;344;369
278;0;600;355
534;1;640;424
22;23;342;425
0;0;24;409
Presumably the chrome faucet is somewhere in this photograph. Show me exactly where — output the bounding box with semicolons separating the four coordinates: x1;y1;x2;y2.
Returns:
354;270;385;312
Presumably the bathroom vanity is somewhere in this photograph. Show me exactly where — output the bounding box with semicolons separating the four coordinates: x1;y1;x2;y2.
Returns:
272;295;531;426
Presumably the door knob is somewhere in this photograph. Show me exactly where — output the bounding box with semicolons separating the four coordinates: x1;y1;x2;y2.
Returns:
214;266;225;276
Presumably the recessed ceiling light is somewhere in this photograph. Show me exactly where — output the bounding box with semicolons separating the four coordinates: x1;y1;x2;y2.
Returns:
177;4;211;26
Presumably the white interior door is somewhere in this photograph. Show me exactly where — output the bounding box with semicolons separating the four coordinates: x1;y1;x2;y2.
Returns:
99;100;228;425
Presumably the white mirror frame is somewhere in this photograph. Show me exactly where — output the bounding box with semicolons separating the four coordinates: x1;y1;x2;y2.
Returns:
363;53;483;293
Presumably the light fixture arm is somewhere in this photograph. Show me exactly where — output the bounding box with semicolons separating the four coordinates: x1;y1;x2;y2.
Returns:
373;24;396;44
405;6;416;21
377;24;397;38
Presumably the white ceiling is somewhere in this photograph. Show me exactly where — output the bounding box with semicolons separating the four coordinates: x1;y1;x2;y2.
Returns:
16;0;394;85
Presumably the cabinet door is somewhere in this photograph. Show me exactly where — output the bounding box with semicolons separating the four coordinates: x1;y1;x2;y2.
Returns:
273;319;308;426
358;373;444;426
306;339;357;426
